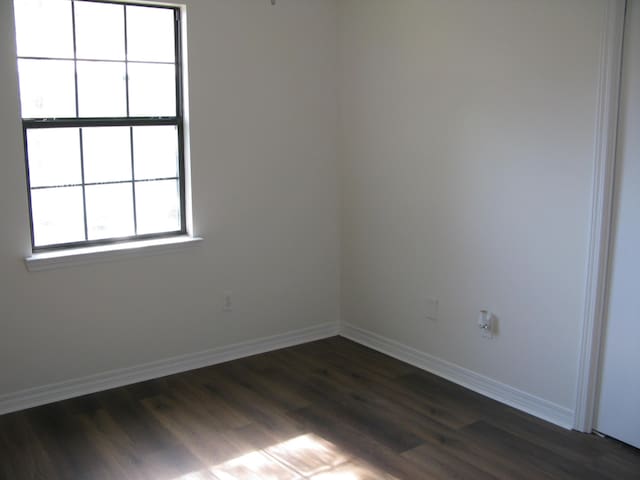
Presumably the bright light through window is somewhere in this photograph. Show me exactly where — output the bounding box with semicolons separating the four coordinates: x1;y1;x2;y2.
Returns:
13;0;186;250
167;433;397;480
171;434;398;480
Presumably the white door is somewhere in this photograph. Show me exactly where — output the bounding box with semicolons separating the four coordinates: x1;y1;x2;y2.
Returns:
596;0;640;450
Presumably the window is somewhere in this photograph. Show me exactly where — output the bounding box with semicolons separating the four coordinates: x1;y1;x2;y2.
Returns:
13;0;186;251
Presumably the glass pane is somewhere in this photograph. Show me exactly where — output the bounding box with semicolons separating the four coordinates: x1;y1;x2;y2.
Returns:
13;0;74;58
132;126;178;180
27;128;81;188
126;5;175;63
128;63;176;117
86;183;134;240
135;180;180;234
18;59;76;118
77;61;127;117
83;127;131;183
75;1;125;61
31;186;85;247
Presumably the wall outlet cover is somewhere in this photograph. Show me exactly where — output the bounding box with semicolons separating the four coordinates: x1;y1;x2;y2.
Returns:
223;291;233;312
426;297;439;321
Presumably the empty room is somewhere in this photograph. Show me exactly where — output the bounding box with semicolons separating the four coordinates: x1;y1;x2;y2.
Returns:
0;0;639;478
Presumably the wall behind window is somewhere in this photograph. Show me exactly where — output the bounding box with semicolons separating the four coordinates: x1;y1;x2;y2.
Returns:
338;0;605;409
0;0;612;418
0;0;340;395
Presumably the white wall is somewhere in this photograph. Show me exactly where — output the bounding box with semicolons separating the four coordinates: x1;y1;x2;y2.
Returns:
339;0;606;409
0;0;339;397
0;0;616;423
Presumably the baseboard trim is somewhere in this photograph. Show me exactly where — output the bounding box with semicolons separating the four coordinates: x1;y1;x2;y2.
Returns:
341;323;574;429
0;322;339;416
0;321;574;428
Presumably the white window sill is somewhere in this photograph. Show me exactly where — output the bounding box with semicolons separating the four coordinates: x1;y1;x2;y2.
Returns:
25;236;203;272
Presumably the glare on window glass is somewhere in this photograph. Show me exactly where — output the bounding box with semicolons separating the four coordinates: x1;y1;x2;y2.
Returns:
26;128;82;188
77;61;127;117
18;59;76;118
13;0;74;59
126;5;175;63
135;180;180;234
85;183;135;240
133;126;178;180
128;63;176;117
82;127;132;183
31;186;85;246
74;1;125;60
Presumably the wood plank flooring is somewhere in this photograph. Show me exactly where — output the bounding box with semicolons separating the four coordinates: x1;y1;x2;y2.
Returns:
1;337;639;479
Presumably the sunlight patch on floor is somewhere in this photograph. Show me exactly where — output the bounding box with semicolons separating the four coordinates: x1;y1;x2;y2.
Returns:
172;433;397;479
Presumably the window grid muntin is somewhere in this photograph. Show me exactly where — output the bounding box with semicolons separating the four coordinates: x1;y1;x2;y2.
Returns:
30;176;180;191
18;0;185;252
123;4;138;237
18;56;175;65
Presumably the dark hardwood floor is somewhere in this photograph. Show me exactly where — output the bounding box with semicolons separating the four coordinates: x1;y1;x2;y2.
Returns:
1;337;639;479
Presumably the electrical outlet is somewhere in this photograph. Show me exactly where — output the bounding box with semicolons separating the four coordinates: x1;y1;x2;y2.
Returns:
478;310;493;338
425;298;439;322
223;291;233;312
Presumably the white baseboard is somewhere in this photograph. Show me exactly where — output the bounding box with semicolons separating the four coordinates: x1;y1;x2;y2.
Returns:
340;323;574;430
0;322;339;416
0;320;574;430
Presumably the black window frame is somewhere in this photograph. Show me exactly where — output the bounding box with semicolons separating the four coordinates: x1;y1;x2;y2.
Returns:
17;0;187;252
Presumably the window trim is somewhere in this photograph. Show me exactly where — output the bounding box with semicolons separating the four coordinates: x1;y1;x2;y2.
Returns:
17;0;188;253
25;235;203;272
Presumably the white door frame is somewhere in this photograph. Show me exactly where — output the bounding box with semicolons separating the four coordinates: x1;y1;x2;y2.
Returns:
574;0;627;433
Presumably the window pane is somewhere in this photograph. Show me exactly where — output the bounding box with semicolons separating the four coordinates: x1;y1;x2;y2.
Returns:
31;186;85;247
75;1;125;61
26;128;81;188
77;61;127;117
132;126;178;180
135;180;180;234
126;5;175;63
128;63;176;117
86;183;134;240
18;59;76;118
13;0;74;58
83;127;131;183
